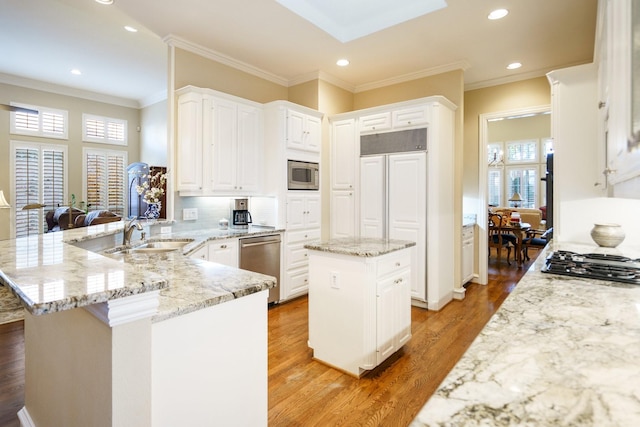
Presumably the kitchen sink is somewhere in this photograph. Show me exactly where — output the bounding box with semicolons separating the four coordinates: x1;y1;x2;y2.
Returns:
103;239;194;257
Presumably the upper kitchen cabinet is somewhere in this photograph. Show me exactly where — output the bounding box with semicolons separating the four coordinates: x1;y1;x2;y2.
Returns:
286;108;321;153
176;90;205;191
597;0;640;191
175;86;263;196
210;98;262;193
359;105;429;134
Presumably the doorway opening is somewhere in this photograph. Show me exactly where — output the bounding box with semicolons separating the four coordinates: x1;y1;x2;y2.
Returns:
478;105;551;284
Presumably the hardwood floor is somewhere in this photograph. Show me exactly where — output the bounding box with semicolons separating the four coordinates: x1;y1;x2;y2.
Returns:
268;252;534;426
0;250;534;427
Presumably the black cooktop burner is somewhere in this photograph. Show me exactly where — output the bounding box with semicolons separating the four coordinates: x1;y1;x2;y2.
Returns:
542;251;640;285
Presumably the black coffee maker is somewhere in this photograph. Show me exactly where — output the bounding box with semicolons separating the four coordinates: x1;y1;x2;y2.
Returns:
232;198;252;229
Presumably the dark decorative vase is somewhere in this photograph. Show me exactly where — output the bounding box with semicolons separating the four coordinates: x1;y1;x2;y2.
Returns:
144;202;161;220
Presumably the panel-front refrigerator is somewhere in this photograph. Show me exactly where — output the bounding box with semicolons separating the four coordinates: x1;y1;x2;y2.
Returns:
360;129;427;303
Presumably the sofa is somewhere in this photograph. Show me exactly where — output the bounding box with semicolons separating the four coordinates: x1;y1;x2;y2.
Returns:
46;208;121;232
490;207;545;231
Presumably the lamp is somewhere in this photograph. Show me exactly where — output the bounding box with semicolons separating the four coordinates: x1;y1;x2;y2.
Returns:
0;190;10;209
509;192;523;208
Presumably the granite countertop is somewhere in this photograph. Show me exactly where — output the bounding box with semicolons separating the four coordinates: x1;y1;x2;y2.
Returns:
463;214;477;227
0;223;283;322
305;237;415;257
411;241;640;427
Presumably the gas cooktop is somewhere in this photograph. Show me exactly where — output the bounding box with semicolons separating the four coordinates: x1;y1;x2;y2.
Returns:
541;250;640;285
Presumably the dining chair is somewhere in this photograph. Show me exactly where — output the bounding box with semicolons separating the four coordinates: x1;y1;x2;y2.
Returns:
488;213;517;265
522;227;552;260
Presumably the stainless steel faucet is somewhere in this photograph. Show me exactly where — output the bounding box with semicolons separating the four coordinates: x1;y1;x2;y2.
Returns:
123;218;143;246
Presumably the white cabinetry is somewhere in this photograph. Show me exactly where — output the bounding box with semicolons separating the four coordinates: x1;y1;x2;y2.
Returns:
308;245;413;377
176;91;206;191
263;101;323;302
188;238;238;268
330;118;358;238
287;109;321;152
208;238;239;268
210;98;262;193
175;86;263;195
462;225;474;284
329;97;457;311
286;194;321;230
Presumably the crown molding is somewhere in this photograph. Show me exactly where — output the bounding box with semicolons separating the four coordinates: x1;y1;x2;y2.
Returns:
140;89;168;108
464;60;592;91
164;34;290;87
0;72;141;109
288;70;356;92
354;60;471;93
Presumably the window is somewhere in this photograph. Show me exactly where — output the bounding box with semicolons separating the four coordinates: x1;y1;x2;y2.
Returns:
488;138;551;209
83;114;127;145
83;148;127;216
10;141;67;237
10;103;68;140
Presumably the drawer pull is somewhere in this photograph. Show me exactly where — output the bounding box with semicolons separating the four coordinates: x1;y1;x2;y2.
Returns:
394;278;403;284
395;262;401;267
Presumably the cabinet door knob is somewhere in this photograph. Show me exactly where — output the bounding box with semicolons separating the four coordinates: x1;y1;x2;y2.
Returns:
395;262;401;267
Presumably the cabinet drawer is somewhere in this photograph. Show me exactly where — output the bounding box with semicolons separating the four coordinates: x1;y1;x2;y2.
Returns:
392;106;428;128
286;228;321;244
377;252;411;278
285;242;310;270
360;112;391;133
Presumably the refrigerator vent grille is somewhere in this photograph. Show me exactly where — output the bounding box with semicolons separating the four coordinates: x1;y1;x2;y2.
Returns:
360;128;427;156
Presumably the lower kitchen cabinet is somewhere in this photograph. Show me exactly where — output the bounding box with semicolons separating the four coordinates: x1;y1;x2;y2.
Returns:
208;238;238;268
307;243;413;377
282;228;320;301
189;238;238;268
462;225;474;284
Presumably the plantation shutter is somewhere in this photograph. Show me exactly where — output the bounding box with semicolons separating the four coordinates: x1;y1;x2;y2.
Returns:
84;149;126;217
12;143;67;237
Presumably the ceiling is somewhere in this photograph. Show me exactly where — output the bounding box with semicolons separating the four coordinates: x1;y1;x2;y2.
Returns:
0;0;598;108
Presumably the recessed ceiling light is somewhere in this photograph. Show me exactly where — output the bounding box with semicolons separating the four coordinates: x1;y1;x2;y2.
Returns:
507;62;522;70
124;26;138;33
95;0;114;4
488;9;509;20
71;69;82;75
336;59;350;67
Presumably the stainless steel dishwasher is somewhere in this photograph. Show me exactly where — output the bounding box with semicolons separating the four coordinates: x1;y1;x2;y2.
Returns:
239;234;281;304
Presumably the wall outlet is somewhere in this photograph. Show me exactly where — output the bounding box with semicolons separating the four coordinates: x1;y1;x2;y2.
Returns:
183;208;198;221
160;226;172;234
330;271;340;289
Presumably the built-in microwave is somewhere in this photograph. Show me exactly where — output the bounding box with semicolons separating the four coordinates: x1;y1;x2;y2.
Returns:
287;160;319;190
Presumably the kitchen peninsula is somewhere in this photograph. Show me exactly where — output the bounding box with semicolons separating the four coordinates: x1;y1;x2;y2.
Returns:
0;222;280;427
411;242;640;426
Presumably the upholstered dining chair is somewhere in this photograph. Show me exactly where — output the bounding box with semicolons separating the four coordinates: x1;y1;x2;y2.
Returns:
488;212;517;265
522;227;552;260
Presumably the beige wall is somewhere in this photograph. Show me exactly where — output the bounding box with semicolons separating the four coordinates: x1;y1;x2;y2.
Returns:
488;113;550;142
0;82;141;240
140;100;168;167
174;48;288;104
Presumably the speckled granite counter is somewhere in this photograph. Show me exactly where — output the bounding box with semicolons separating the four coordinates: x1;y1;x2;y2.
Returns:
0;222;282;322
411;241;640;427
304;237;415;257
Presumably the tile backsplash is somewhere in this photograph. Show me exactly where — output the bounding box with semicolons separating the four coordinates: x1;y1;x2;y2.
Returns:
172;194;277;231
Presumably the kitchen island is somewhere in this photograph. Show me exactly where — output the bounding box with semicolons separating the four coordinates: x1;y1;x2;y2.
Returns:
0;222;280;427
411;241;640;426
306;237;415;377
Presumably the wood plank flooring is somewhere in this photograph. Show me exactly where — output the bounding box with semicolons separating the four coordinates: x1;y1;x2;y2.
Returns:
0;250;534;427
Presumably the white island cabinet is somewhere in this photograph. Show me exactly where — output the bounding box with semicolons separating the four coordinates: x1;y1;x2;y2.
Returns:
306;238;415;377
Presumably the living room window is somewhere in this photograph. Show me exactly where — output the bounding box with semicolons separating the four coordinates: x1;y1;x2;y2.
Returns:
83;148;127;216
10;141;68;238
10;103;68;140
488;138;552;209
82;114;127;146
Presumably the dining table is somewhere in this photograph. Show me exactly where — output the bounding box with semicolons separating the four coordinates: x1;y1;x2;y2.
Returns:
490;221;531;266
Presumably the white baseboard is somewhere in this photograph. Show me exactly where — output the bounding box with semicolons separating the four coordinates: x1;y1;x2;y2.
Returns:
18;407;36;427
